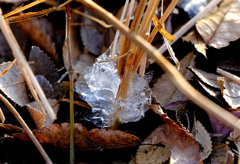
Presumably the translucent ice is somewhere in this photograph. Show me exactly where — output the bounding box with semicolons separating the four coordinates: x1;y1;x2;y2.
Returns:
74;50;151;127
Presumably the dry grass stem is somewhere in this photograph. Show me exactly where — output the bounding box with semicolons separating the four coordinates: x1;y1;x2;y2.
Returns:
0;9;56;119
6;7;64;23
0;107;5;123
111;0;129;59
4;0;47;18
158;0;222;54
217;68;240;85
72;9;112;28
0;93;52;164
76;0;240;130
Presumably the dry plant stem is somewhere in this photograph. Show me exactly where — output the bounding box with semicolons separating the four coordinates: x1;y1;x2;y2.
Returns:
4;0;47;18
111;0;129;59
72;9;112;28
6;7;64;23
0;9;57;119
0;123;23;131
147;0;178;43
158;0;222;53
0;107;5;123
65;5;75;164
217;68;240;85
76;0;240;130
0;94;52;164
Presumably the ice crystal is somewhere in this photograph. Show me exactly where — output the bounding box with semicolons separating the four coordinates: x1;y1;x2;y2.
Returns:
74;51;151;127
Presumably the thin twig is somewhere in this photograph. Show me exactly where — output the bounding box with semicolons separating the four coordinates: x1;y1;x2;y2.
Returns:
0;107;5;123
65;5;75;164
217;68;240;85
0;93;52;164
76;0;240;130
4;0;47;18
0;9;56;119
158;0;222;53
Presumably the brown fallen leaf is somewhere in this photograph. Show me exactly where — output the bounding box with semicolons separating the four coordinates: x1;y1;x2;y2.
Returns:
19;19;58;64
217;77;240;109
192;120;212;160
182;30;207;58
196;0;240;49
152;52;194;109
148;104;202;164
136;124;171;164
27;99;59;129
13;123;141;150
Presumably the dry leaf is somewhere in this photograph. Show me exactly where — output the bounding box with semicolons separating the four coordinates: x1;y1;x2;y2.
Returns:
148;104;202;164
217;77;240;108
0;61;29;106
210;141;234;164
189;67;220;89
182;30;206;57
196;0;240;49
27;99;59;128
19;19;58;64
177;0;208;17
192;120;212;160
152;52;194;109
228;127;240;155
36;75;55;99
81;7;105;55
136;125;171;164
29;46;59;84
13;123;141;150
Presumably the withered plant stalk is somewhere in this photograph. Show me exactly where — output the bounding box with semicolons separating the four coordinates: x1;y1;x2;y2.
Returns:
65;4;75;164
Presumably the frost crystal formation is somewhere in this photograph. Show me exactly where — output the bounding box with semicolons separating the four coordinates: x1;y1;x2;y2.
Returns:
74;53;151;127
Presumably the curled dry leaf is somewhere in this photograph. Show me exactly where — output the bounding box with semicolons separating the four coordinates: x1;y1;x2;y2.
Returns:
217;77;240;108
152;52;194;109
13;123;141;150
0;61;29;106
27;99;59;129
182;30;206;58
192;120;212;160
148;104;202;164
196;0;240;49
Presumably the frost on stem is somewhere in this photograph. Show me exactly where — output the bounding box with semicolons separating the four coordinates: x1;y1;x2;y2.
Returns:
74;49;151;127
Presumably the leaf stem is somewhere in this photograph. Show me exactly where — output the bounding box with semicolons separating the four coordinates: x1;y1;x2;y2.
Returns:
0;94;52;164
65;4;75;164
76;0;240;130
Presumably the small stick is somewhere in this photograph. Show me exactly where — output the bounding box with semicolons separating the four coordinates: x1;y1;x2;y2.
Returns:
0;107;5;123
76;0;240;130
0;9;56;119
217;68;240;85
4;0;47;18
0;93;52;164
158;0;222;54
65;5;75;164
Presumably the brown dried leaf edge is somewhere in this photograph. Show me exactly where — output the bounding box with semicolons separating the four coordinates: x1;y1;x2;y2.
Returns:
13;123;141;150
149;104;202;164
